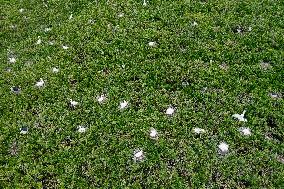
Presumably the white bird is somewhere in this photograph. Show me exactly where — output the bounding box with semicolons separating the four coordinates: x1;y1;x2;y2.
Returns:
9;57;16;63
35;78;44;87
20;127;28;134
52;67;59;73
19;8;24;13
232;110;247;122
62;45;69;50
270;93;278;98
148;41;157;47
218;142;229;154
97;94;106;103
239;127;251;136
193;128;206;134
118;13;124;18
149;128;158;139
119;100;128;109
44;27;52;32
10;24;16;29
143;0;147;6
192;21;198;26
78;126;86;133
36;36;42;45
237;28;242;33
133;150;144;162
69;14;73;20
70;99;78;107
166;106;175;115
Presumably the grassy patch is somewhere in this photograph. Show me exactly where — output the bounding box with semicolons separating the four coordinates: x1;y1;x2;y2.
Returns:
1;0;284;188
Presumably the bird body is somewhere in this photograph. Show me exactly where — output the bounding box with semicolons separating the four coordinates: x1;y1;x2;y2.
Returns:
119;101;128;109
35;78;44;87
232;110;247;122
166;107;175;115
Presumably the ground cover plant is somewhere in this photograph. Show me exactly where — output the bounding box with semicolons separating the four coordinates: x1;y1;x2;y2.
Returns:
0;0;284;188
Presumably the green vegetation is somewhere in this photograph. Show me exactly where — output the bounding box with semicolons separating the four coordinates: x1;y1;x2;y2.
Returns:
1;0;283;188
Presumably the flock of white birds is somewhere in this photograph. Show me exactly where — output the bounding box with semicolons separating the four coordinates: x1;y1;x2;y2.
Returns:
8;2;257;163
11;64;251;161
